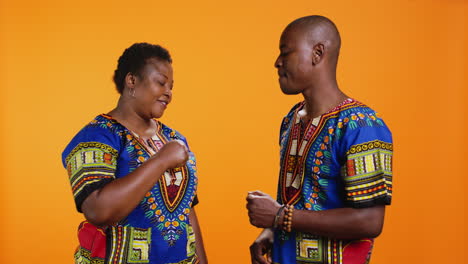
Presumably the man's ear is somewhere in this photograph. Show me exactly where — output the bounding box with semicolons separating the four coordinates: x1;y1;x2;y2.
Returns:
312;43;325;65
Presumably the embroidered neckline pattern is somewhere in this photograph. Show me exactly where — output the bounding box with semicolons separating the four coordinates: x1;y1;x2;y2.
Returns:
279;99;356;205
97;114;196;247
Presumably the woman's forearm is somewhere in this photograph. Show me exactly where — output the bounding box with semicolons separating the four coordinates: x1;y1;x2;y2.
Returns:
81;157;169;226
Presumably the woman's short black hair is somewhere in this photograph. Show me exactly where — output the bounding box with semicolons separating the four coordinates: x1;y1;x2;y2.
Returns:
113;42;172;94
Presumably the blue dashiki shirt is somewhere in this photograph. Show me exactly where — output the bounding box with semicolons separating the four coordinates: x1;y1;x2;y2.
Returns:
273;98;393;264
62;114;199;264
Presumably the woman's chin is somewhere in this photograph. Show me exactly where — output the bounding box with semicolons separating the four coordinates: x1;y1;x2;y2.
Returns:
151;110;165;119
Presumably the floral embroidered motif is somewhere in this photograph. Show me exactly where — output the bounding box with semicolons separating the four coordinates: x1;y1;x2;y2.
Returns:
63;114;198;263
273;99;392;264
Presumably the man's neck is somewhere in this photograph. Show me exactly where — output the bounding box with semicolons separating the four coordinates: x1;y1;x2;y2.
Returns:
301;80;347;119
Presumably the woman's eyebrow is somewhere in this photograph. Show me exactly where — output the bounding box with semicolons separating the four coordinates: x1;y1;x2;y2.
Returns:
154;72;168;80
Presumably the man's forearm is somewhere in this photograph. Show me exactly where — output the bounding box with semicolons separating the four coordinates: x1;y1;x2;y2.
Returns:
288;205;385;240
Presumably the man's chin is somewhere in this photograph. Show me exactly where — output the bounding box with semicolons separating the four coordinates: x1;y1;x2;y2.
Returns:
280;85;301;95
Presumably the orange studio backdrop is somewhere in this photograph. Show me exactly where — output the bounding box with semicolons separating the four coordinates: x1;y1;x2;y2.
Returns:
0;0;466;263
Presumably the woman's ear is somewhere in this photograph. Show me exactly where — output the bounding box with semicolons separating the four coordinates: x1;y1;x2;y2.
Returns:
124;72;136;88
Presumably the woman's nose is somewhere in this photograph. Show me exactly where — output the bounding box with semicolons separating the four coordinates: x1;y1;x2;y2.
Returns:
165;85;173;98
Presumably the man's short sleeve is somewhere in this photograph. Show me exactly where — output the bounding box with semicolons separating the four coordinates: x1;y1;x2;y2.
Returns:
340;118;393;208
62;126;120;212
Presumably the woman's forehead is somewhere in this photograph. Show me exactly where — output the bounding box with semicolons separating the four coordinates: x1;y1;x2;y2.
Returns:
143;58;173;77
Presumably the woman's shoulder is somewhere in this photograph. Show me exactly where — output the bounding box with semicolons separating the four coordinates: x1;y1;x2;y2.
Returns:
86;114;127;133
61;114;126;167
157;120;186;140
70;114;127;142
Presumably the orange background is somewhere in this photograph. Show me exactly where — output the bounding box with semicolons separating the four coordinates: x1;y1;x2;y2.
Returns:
1;0;466;263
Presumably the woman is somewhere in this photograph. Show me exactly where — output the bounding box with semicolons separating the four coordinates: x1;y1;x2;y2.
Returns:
62;43;207;264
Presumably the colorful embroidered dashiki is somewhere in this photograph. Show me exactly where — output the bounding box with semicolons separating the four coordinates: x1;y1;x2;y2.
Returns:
273;99;393;264
62;114;199;264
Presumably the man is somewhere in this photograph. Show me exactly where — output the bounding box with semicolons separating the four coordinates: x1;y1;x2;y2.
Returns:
246;15;393;264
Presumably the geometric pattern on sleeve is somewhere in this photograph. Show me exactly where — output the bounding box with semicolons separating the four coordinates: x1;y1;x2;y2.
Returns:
342;140;393;207
65;142;117;210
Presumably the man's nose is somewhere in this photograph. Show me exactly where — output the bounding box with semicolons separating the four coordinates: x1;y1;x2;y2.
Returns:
274;55;282;68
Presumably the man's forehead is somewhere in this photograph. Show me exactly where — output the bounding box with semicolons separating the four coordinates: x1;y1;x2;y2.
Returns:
279;27;308;47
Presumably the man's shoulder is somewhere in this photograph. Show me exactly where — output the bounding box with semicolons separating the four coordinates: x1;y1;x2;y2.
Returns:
337;99;382;121
335;99;391;136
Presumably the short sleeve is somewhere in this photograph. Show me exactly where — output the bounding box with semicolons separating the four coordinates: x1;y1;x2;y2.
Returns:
340;120;393;208
191;195;199;207
62;125;121;212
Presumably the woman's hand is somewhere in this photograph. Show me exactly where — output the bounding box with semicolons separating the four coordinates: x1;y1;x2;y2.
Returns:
152;140;189;169
81;140;189;226
250;228;274;264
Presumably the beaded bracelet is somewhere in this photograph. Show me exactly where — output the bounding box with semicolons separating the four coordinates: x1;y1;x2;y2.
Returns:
273;205;286;229
282;204;294;232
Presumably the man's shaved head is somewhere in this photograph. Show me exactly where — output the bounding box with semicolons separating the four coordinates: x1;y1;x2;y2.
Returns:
275;15;342;95
284;15;341;67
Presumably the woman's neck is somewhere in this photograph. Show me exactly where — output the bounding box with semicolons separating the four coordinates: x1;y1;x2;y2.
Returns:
108;97;157;139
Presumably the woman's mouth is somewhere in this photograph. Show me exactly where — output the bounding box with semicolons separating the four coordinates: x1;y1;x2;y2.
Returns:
158;100;168;107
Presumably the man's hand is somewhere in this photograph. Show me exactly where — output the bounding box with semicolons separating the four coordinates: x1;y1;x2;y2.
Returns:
250;228;274;264
246;190;281;228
